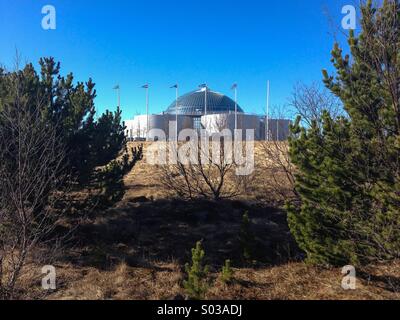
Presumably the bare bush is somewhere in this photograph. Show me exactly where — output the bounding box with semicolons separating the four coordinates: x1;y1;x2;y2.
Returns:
160;137;250;201
290;82;343;127
0;71;67;299
259;140;297;204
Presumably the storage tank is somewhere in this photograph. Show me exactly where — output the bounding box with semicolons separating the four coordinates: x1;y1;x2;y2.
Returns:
125;114;192;141
201;114;261;140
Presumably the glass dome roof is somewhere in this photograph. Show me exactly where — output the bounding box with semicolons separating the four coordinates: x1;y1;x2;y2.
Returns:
165;87;244;116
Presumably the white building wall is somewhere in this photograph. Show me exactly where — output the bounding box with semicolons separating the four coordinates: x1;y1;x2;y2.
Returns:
125;114;291;141
201;114;261;140
125;114;192;141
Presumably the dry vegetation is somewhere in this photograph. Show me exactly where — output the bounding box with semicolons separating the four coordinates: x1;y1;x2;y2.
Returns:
14;142;400;300
19;260;400;300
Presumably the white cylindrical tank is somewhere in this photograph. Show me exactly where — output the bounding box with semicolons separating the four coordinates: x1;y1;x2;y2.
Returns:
201;114;261;140
148;114;193;141
125;114;193;141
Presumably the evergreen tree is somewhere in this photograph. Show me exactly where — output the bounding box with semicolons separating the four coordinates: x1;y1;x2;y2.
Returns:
288;0;400;265
0;58;126;185
183;241;209;300
221;259;234;284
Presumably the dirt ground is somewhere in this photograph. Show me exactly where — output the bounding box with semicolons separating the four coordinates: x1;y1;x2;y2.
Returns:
18;142;400;300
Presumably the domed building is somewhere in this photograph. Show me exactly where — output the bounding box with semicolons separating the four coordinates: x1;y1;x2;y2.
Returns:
124;85;291;141
165;87;244;115
165;87;244;132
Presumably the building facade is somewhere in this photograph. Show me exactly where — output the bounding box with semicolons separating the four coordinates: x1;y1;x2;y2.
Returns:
124;86;291;141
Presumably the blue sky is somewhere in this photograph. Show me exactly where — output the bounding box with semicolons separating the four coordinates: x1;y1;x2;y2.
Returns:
0;0;357;119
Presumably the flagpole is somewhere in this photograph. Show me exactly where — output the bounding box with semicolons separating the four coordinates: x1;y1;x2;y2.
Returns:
231;83;238;135
113;85;120;109
141;84;150;141
176;85;179;142
118;87;120;109
205;86;207;116
198;84;207;117
266;80;270;141
171;84;179;142
146;86;149;141
234;85;237;131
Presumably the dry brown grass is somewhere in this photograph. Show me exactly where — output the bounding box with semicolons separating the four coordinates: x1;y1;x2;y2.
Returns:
13;142;400;300
31;260;399;300
47;261;182;300
208;261;400;300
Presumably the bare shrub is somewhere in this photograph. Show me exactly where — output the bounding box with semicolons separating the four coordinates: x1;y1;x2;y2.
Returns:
290;82;343;127
259;140;297;204
160;137;250;201
0;70;67;299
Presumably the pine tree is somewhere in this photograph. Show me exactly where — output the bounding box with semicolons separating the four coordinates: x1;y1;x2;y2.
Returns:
183;241;209;300
0;58;127;186
221;259;234;284
288;0;400;266
96;145;144;207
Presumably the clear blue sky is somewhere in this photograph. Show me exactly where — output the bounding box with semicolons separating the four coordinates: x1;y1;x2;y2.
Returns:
0;0;357;119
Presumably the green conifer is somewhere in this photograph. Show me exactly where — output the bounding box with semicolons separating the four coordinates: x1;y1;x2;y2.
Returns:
183;241;209;300
221;259;234;284
288;0;400;265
